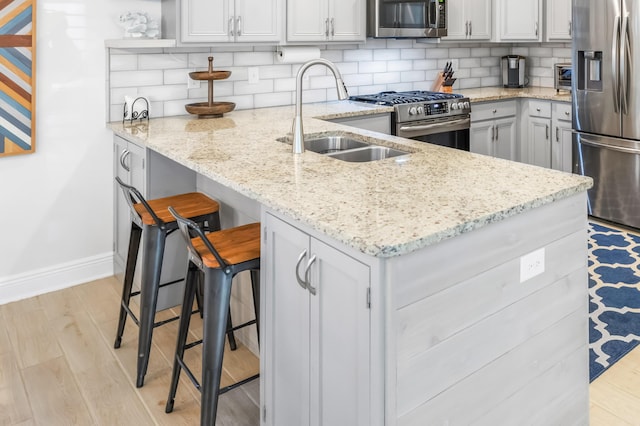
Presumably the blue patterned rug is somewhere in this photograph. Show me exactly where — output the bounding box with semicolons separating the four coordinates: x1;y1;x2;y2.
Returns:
589;221;640;382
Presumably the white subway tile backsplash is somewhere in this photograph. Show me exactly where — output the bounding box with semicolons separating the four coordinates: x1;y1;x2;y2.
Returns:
108;41;571;118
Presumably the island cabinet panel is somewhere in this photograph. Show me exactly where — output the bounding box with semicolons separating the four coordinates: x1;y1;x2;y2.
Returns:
261;211;371;426
385;192;589;424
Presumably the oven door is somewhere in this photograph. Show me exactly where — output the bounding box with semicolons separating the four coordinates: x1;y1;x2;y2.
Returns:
395;115;470;151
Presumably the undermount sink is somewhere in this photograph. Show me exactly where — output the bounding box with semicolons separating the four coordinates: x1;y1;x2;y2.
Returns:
304;135;370;154
326;146;410;162
278;132;411;162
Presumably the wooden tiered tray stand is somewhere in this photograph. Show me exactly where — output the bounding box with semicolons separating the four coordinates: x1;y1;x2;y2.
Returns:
185;56;235;118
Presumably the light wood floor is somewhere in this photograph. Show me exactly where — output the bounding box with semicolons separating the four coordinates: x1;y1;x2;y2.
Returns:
2;274;640;425
0;275;260;425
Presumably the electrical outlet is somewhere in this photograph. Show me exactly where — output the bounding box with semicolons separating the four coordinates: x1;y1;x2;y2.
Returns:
248;67;260;84
187;70;200;89
520;248;545;283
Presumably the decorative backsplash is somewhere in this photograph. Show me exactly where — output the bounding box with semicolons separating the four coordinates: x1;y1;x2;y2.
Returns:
107;40;571;121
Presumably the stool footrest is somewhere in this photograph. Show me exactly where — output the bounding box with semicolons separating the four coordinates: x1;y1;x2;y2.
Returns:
175;354;259;395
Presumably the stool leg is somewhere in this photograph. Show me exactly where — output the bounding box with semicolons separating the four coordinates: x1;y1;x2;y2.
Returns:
166;261;198;413
115;222;142;349
136;224;166;388
250;269;260;346
207;211;221;233
226;308;237;351
201;269;233;426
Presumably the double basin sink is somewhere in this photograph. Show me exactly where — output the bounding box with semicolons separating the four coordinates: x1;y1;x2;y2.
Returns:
283;133;410;162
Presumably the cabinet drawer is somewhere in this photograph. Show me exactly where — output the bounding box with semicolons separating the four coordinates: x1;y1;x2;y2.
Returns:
471;100;517;122
528;100;551;118
553;102;572;122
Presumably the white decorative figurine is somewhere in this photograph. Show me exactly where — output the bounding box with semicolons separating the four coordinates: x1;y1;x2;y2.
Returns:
119;12;160;38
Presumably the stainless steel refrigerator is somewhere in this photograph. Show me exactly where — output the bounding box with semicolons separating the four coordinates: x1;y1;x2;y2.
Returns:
573;0;640;229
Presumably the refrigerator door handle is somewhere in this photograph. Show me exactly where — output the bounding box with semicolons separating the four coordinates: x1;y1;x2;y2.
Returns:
612;15;621;113
579;136;640;155
622;13;631;116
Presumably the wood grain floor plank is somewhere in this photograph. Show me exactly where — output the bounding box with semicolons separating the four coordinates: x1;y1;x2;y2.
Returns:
2;304;62;369
37;285;84;322
0;313;11;356
589;402;634;426
0;352;33;425
21;357;95;425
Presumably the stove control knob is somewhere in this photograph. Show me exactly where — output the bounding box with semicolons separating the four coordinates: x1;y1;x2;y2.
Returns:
417;106;424;115
409;106;418;115
451;102;458;110
463;101;470;109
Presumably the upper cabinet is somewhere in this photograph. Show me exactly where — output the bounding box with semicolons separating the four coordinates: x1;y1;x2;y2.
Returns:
545;0;572;41
162;0;282;44
445;0;492;41
493;0;542;42
287;0;366;43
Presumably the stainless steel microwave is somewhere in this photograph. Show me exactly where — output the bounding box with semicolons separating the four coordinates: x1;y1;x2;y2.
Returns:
367;0;447;38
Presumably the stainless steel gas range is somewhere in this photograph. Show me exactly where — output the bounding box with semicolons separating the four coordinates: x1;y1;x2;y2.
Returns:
349;90;471;151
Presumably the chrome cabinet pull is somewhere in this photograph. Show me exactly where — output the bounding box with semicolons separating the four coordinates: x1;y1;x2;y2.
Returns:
236;16;242;36
469;21;472;36
305;255;317;295
546;124;549;139
120;149;130;172
331;18;335;36
535;22;538;37
568;20;572;36
325;18;329;37
556;127;560;142
465;21;469;37
295;250;308;290
229;17;235;36
495;125;499;140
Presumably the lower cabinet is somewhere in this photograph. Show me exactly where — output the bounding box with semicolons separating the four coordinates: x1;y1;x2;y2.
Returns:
328;113;392;134
470;100;517;161
551;102;573;173
526;100;552;168
262;211;371;426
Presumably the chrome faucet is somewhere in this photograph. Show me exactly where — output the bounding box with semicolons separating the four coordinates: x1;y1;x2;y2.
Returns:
292;58;349;154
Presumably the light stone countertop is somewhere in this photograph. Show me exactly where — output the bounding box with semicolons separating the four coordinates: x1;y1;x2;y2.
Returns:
110;90;590;258
458;86;572;103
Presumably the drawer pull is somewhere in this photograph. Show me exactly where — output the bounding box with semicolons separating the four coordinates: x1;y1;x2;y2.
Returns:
536;108;541;112
492;109;497;114
295;250;308;290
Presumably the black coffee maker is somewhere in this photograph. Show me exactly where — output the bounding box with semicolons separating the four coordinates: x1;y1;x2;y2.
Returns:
502;55;526;88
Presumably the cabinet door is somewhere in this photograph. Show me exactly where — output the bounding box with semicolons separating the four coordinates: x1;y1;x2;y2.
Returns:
235;0;281;42
470;119;494;156
287;0;329;42
552;118;573;173
113;137;145;276
497;0;541;41
493;117;517;161
466;0;491;40
328;0;365;41
528;117;551;168
309;238;370;426
443;0;467;40
263;214;311;426
545;0;571;41
181;0;231;42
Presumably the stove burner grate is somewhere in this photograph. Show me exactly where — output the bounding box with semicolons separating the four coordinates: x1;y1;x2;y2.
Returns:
349;90;464;105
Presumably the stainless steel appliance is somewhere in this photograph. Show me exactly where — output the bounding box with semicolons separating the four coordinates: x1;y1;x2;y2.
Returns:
554;63;572;92
573;0;640;228
501;55;526;88
349;91;471;150
367;0;447;38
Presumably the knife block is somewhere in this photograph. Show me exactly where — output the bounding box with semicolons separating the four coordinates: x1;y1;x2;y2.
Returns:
430;72;453;93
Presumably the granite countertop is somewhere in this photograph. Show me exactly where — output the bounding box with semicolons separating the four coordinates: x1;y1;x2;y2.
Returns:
110;89;590;258
458;86;572;103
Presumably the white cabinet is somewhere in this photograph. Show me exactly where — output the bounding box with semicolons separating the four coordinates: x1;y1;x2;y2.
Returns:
114;136;145;278
545;0;572;41
526;100;552;168
262;212;371;426
162;0;282;44
470;100;518;161
445;0;492;41
494;0;542;41
551;102;573;173
287;0;365;42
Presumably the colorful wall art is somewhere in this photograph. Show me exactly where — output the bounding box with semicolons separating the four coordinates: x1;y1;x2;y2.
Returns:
0;0;35;157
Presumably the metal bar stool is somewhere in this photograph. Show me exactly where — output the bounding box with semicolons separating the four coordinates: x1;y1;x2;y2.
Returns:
165;206;260;426
114;177;225;388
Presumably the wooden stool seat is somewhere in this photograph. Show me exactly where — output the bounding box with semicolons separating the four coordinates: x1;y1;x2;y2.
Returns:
134;192;220;226
193;223;261;269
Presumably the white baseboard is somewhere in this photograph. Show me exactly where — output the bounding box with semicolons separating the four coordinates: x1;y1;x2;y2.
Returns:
0;253;114;305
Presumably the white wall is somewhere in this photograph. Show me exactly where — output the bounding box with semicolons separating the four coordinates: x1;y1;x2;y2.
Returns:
0;0;160;303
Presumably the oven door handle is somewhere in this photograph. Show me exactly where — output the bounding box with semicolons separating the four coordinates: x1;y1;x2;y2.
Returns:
399;117;470;133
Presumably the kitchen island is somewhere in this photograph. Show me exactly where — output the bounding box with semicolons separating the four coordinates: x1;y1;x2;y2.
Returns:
111;100;592;426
